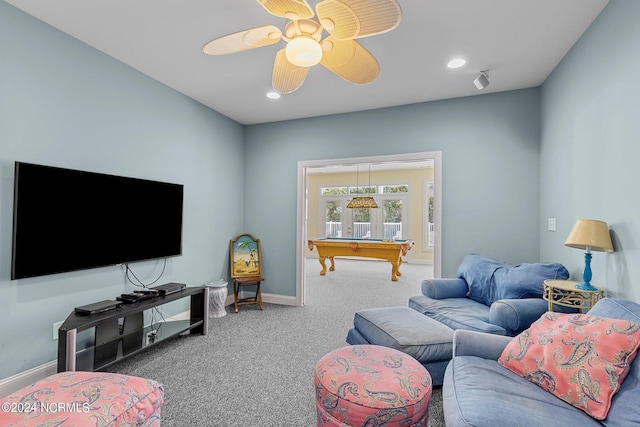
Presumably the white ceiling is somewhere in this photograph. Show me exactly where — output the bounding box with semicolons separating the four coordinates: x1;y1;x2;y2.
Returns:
6;0;609;125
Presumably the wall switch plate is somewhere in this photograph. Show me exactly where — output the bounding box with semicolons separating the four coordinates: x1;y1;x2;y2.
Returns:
52;321;63;340
547;217;557;231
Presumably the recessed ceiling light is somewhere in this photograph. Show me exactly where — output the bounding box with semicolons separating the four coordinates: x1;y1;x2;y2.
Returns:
266;91;281;100
447;58;466;69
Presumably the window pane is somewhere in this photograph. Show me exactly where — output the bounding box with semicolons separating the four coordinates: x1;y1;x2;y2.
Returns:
352;208;371;238
325;200;342;237
425;181;435;248
381;185;408;194
321;187;347;196
383;199;402;239
349;186;376;195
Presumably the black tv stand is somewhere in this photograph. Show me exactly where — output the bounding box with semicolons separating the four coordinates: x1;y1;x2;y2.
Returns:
57;286;209;372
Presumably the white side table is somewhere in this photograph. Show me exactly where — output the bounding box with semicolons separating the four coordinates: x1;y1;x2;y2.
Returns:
205;280;228;318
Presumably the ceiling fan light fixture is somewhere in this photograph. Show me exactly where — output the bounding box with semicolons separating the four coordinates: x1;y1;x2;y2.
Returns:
204;0;402;92
285;36;323;67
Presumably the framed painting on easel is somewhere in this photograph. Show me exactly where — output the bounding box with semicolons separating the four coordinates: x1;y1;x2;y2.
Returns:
229;233;262;278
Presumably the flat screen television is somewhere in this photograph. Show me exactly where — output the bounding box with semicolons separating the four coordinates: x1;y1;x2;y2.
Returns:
11;162;184;280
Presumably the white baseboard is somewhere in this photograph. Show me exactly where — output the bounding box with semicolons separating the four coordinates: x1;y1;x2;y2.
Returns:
236;291;298;306
406;260;434;266
262;292;298;306
0;361;57;398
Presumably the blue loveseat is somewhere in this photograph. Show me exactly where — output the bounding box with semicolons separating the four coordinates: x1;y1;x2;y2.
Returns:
443;298;640;426
346;254;570;385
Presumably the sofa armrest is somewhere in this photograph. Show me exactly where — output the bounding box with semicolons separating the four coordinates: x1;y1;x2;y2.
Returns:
421;278;468;299
452;330;513;360
489;298;548;336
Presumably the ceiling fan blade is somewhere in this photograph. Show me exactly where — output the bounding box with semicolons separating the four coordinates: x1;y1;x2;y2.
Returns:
257;0;315;20
272;49;310;93
320;36;379;84
316;0;401;40
203;25;282;55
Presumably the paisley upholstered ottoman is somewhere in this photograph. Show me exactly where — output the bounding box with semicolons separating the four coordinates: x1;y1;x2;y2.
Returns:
315;345;432;427
0;371;164;426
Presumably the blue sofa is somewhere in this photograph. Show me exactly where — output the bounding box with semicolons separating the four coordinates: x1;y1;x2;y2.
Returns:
346;254;570;385
443;298;640;426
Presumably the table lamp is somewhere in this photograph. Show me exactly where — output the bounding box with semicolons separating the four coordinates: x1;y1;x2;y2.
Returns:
564;219;614;291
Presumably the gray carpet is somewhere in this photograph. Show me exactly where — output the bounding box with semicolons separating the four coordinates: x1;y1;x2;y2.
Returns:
107;259;444;426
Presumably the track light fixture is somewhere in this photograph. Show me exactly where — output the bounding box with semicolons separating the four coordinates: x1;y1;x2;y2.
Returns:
473;70;490;90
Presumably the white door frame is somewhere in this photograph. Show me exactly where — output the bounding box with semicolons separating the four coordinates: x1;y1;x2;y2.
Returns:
296;152;442;307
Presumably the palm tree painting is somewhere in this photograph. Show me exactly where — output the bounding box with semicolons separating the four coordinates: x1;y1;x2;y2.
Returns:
230;233;261;277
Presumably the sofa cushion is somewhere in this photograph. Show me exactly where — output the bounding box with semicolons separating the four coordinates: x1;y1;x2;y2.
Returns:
587;298;640;426
443;356;601;427
353;306;454;364
409;295;506;335
457;254;569;306
498;312;640;420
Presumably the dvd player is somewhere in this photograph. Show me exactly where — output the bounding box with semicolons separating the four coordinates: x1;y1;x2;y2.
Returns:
74;299;122;315
151;282;186;296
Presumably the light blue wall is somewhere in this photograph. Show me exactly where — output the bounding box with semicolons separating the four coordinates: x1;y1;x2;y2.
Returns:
245;89;542;295
8;0;633;382
540;0;640;302
0;2;245;379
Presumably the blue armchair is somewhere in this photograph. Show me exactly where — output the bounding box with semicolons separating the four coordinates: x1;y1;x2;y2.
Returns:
409;254;570;336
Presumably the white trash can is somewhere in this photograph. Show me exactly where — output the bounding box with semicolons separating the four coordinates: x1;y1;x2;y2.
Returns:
205;279;228;318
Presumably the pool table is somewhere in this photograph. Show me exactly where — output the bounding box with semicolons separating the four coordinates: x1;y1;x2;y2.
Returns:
307;237;414;281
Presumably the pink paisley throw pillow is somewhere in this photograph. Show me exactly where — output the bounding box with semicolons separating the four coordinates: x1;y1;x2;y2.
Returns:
498;312;640;420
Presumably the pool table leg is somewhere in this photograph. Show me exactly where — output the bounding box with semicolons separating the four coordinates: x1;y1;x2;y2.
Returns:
318;257;327;275
318;256;336;275
390;258;403;281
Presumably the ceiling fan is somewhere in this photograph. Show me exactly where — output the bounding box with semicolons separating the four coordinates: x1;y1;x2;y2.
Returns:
203;0;402;94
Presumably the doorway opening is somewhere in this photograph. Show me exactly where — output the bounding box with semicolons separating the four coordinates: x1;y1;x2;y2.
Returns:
296;152;442;306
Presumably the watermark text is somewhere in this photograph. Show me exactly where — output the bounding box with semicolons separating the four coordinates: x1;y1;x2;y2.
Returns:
2;401;91;414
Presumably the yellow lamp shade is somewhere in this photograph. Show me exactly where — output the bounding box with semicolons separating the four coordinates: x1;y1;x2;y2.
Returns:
564;219;613;252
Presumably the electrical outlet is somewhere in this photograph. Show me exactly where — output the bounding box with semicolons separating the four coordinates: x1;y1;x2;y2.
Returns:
52;321;63;340
146;330;157;345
